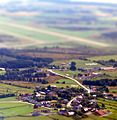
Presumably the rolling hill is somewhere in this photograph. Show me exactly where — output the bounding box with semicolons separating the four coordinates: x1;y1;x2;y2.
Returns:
0;0;117;51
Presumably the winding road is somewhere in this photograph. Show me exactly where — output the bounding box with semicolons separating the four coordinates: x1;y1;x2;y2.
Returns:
47;69;91;107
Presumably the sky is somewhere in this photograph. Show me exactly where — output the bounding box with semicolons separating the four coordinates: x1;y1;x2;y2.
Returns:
0;0;25;3
0;0;117;4
71;0;117;4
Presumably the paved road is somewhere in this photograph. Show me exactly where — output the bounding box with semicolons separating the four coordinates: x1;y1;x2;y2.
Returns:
48;69;90;93
48;70;91;107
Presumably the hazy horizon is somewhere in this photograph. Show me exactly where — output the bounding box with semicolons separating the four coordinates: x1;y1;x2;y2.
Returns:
71;0;117;4
0;0;117;4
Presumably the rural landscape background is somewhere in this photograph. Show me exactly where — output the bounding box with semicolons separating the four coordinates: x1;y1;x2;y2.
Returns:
0;0;117;49
0;0;117;120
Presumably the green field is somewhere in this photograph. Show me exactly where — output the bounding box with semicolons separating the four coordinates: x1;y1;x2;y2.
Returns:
102;71;117;78
0;70;6;75
52;70;79;78
46;83;79;88
0;84;116;120
0;83;33;94
0;15;111;48
56;78;76;84
89;55;117;61
6;114;74;120
89;70;117;80
81;98;117;120
109;88;117;94
0;97;33;119
48;28;99;38
0;97;16;102
0;97;116;120
0;102;33;117
0;22;64;43
0;0;117;50
97;98;117;120
46;78;77;88
53;59;102;68
52;59;103;77
0;97;73;120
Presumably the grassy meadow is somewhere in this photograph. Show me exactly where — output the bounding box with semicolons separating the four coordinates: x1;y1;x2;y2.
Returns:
89;55;117;61
0;15;112;49
0;83;33;95
0;97;116;120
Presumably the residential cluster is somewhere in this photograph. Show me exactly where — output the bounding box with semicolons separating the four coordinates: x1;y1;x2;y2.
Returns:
18;85;112;118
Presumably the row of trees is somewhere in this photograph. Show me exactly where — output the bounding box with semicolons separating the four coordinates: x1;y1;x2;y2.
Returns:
0;68;48;84
83;79;117;86
0;93;15;98
96;59;117;67
0;48;53;69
